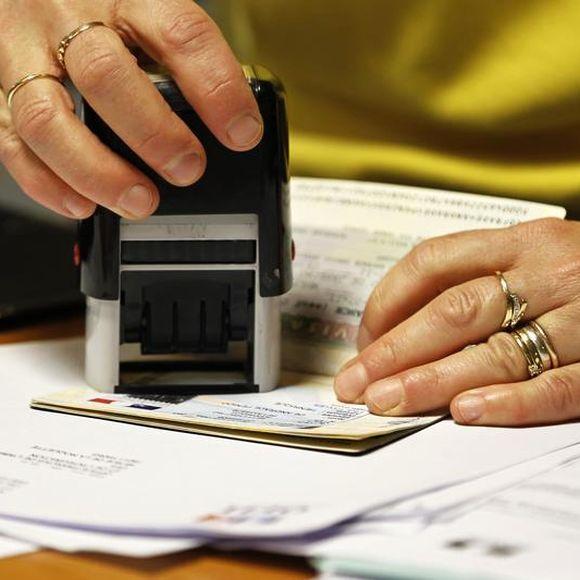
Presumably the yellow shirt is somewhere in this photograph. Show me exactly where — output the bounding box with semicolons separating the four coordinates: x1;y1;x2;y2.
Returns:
219;0;580;215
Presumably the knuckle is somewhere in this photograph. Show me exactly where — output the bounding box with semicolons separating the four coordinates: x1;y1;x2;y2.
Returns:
535;371;580;415
563;257;580;279
551;258;580;290
133;120;168;153
133;113;197;161
399;365;441;409
0;123;21;165
14;97;60;142
502;389;530;424
159;11;215;53
516;217;567;242
75;43;126;93
485;333;526;381
362;335;399;379
432;285;482;330
368;280;389;318
110;0;124;23
405;237;447;278
201;74;235;100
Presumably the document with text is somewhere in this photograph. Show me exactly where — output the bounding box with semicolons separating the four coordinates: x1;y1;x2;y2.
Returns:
282;178;566;374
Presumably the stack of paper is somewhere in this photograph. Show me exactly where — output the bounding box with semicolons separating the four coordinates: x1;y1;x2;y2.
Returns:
312;443;580;580
0;178;577;578
2;338;580;561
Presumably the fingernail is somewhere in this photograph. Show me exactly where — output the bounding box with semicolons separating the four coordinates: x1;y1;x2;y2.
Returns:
227;114;263;148
357;325;372;351
64;195;95;218
334;363;368;402
455;394;486;423
365;378;403;413
117;185;156;218
163;152;203;185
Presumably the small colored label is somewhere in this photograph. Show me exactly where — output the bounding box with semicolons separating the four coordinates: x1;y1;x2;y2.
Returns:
89;398;115;404
127;403;161;411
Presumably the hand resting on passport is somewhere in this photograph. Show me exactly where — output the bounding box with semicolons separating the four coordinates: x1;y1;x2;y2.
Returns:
336;218;580;427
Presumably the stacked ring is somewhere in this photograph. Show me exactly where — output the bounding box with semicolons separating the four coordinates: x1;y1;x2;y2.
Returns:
511;321;559;378
528;320;559;368
496;271;527;329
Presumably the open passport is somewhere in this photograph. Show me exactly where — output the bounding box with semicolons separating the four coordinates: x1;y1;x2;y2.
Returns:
31;178;565;453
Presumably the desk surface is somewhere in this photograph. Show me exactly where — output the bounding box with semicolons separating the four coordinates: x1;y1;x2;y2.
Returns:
0;315;313;580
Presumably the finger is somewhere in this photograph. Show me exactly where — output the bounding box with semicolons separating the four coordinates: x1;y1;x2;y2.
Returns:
119;0;263;151
451;364;580;426
5;75;159;219
335;268;555;403
364;332;528;415
0;89;95;218
358;218;574;352
357;228;519;351
60;24;206;186
363;305;577;416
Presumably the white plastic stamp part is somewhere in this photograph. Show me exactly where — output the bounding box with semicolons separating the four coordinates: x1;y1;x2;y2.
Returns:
85;297;120;392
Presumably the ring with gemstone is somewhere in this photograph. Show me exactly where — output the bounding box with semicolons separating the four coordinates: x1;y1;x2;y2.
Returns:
496;271;527;330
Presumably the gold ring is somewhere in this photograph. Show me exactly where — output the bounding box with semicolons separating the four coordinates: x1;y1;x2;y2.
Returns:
57;21;111;70
496;271;527;330
512;327;544;377
510;320;559;379
520;324;552;371
6;73;63;109
529;320;559;368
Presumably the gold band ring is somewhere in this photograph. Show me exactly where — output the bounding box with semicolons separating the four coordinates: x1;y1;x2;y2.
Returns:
57;21;111;69
529;320;559;368
510;320;559;379
512;327;544;377
6;73;63;109
496;271;527;330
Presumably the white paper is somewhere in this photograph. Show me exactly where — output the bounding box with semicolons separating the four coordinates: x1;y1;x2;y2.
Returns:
0;534;36;560
416;451;580;580
1;339;580;542
313;445;580;580
368;441;580;522
283;179;565;375
0;519;201;557
215;443;580;556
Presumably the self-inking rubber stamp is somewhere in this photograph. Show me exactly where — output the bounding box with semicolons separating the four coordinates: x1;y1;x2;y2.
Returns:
78;66;292;395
